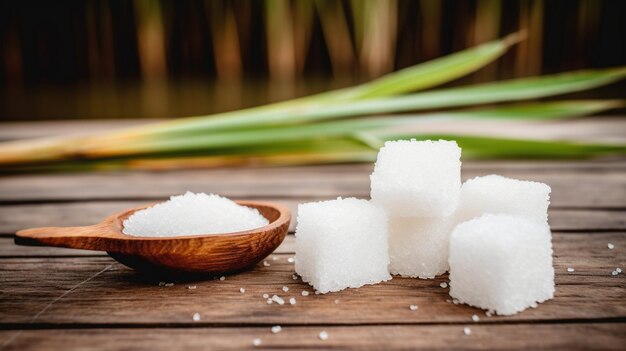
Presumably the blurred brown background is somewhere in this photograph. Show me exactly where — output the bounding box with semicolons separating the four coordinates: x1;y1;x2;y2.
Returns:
1;0;625;121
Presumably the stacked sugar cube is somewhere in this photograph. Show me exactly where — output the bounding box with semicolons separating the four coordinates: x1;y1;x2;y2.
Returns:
371;140;461;278
294;139;555;316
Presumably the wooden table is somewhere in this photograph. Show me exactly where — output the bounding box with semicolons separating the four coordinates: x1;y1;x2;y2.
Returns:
0;120;625;350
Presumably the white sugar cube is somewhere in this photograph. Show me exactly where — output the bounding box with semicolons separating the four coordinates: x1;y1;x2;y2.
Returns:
295;197;391;293
449;214;554;315
458;175;551;223
388;216;454;278
370;140;461;217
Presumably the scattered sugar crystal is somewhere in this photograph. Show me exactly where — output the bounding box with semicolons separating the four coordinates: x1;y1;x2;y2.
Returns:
240;288;246;293
617;268;622;273
440;282;448;289
158;282;165;286
370;140;461;217
449;214;554;316
319;331;329;340
266;299;273;304
253;338;262;346
463;327;471;336
165;283;174;287
485;311;493;317
471;314;480;322
263;261;270;267
271;295;285;305
608;243;615;249
271;326;282;334
388;216;454;278
409;305;418;311
219;276;225;281
292;274;299;280
612;270;618;276
287;257;295;263
263;293;269;299
295;197;391;293
282;286;289;292
457;175;551;223
567;267;575;273
452;299;460;305
188;285;196;290
301;291;309;296
192;313;201;322
122;192;269;236
289;297;296;305
272;257;278;261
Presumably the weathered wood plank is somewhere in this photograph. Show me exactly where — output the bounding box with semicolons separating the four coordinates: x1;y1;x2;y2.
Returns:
1;324;624;351
1;165;625;208
0;199;623;237
1;234;623;326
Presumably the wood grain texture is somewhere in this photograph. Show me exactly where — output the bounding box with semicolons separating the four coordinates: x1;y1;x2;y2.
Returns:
1;164;625;208
1;233;623;326
1;324;624;351
14;201;290;274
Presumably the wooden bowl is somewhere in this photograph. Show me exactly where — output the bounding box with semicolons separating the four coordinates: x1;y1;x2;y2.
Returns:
15;201;291;275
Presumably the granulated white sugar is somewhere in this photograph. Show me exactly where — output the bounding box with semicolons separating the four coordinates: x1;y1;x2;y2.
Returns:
262;293;269;299
608;243;615;249
266;299;273;304
301;291;309;296
440;282;448;289
370;139;461;217
271;295;285;305
192;313;201;322
271;325;282;334
287;257;295;263
567;267;575;273
122;191;268;237
617;268;622;273
319;331;329;340
295;197;391;293
240;288;246;293
289;297;296;305
471;314;480;322
463;327;471;336
252;338;262;346
449;214;554;316
612;270;619;276
219;276;225;281
188;285;196;290
263;261;271;267
457;175;551;223
282;286;289;292
409;305;418;311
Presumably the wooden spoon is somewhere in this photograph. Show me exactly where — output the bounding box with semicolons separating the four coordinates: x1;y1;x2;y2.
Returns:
15;201;291;275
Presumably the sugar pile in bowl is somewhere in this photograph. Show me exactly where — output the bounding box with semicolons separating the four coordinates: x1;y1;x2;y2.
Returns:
122;191;269;237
